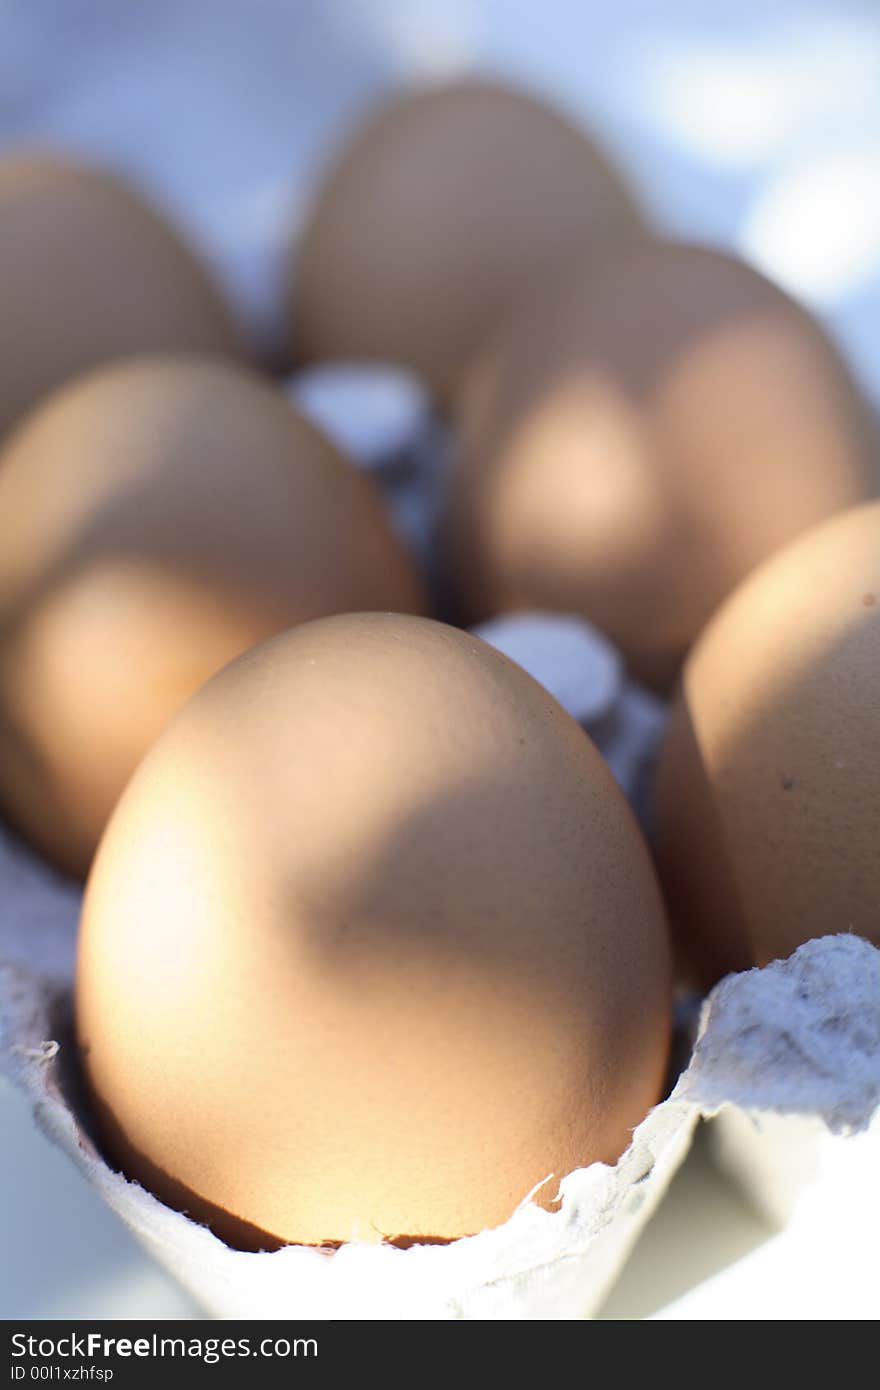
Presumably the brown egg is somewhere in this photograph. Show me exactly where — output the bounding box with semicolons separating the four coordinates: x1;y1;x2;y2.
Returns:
290;79;644;400
653;501;880;987
445;241;871;688
0;151;244;440
76;613;672;1251
0;359;426;878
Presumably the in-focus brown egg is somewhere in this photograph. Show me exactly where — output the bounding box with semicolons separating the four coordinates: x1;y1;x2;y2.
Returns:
0;358;426;877
0;151;244;440
653;501;880;987
289;79;644;400
445;241;871;688
76;613;672;1251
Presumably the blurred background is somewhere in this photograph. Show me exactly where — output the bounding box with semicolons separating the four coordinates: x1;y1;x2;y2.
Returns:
2;0;878;394
1;0;878;1319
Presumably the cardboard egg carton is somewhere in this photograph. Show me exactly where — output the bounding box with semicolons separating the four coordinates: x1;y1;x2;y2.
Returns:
1;374;878;1318
2;848;877;1318
1;616;878;1319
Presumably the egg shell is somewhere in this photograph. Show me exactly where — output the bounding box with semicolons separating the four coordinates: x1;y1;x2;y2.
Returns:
0;358;427;878
75;612;672;1251
445;241;872;688
652;500;880;986
0;151;244;441
289;79;645;400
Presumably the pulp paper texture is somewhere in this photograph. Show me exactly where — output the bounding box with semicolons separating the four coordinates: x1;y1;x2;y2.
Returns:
1;658;879;1318
2;854;878;1317
0;615;683;1320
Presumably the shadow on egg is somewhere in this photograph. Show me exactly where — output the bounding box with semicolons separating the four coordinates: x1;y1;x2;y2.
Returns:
77;750;663;1251
653;546;880;986
82;766;662;1249
75;614;672;1250
447;242;872;689
0;358;427;877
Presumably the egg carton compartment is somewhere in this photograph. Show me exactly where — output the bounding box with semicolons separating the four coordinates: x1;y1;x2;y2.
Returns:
2;739;879;1321
0;608;676;1321
0;398;877;1316
1;342;878;1319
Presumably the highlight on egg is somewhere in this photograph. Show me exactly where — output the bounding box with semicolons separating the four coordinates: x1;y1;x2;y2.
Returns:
0;358;427;878
652;500;880;987
75;613;672;1251
444;240;872;688
0;150;245;441
289;78;645;401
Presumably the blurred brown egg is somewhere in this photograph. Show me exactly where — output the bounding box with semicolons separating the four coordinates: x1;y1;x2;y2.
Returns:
445;241;872;688
0;151;244;440
289;79;644;400
0;358;427;878
76;612;672;1250
653;501;880;987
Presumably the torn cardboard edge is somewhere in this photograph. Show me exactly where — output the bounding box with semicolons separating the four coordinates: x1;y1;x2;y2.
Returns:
2;933;878;1320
